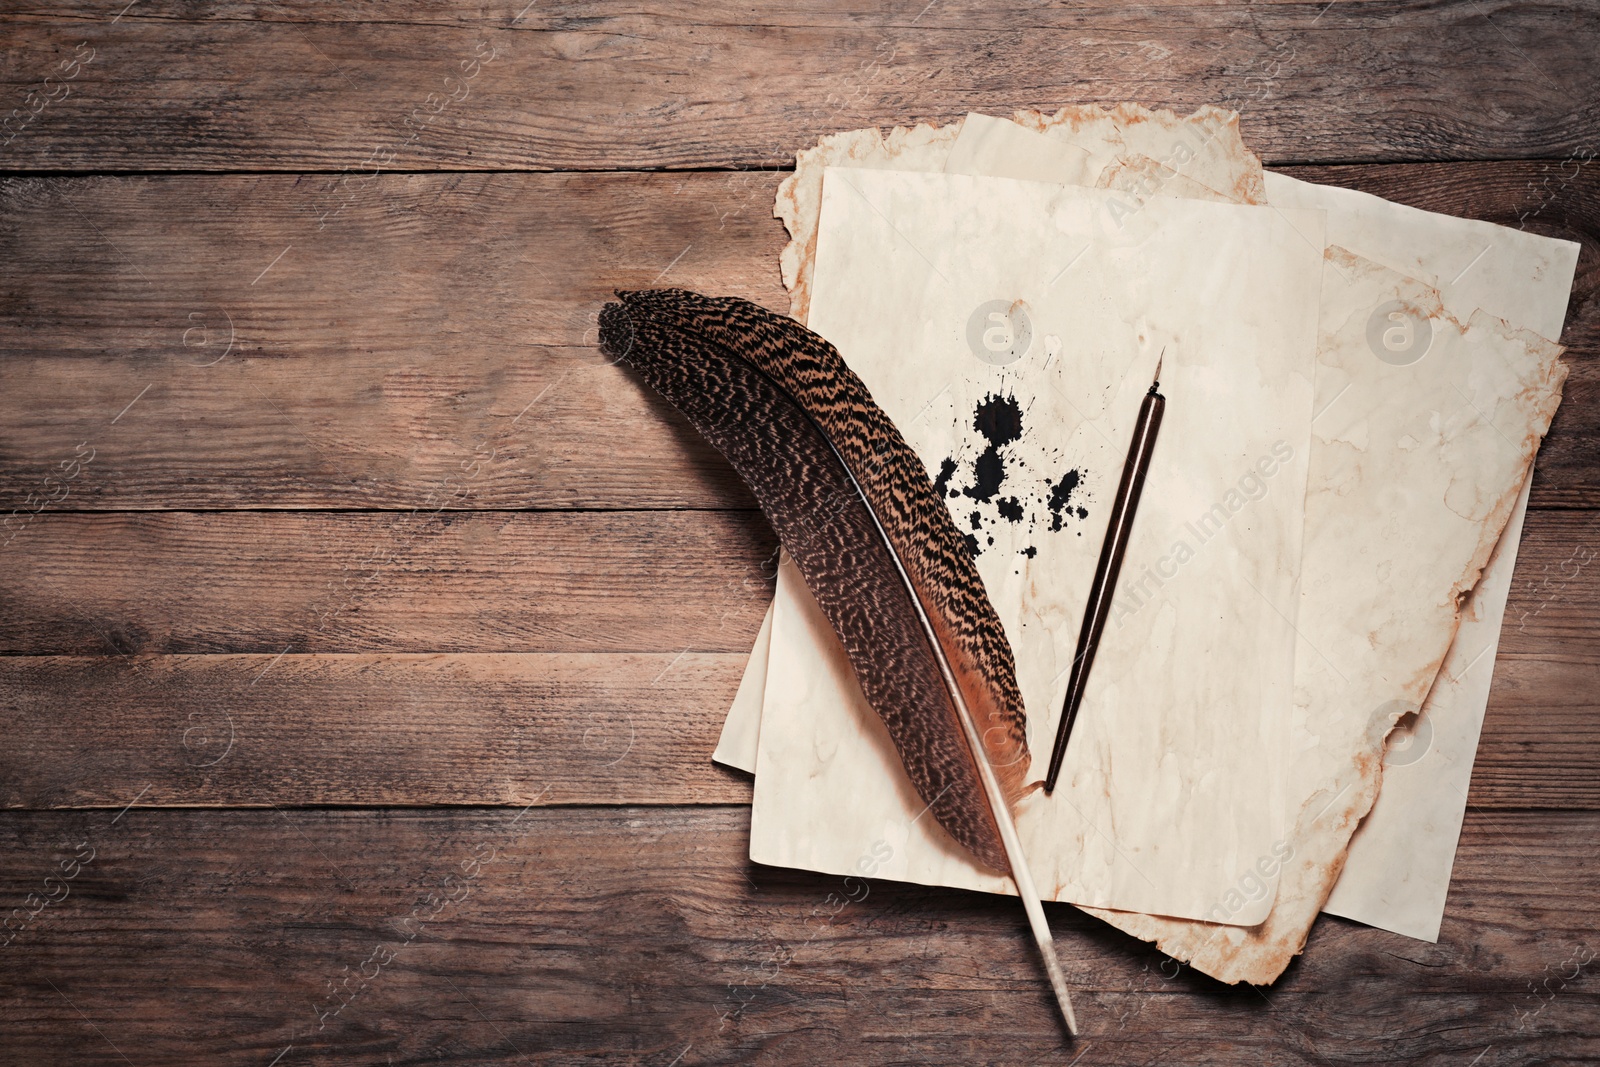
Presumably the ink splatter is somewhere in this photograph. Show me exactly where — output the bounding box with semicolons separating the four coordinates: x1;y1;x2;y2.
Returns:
962;393;1024;503
1047;470;1081;532
932;390;1089;559
976;392;1025;446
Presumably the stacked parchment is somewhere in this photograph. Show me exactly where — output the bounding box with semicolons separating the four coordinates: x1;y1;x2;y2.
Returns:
713;105;1578;982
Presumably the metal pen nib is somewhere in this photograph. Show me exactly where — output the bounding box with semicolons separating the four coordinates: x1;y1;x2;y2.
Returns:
1044;348;1167;793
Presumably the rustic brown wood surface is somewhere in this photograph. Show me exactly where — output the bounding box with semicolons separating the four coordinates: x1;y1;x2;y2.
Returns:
1;164;1596;509
2;1;1599;168
1;808;1596;1065
1;1;1596;1064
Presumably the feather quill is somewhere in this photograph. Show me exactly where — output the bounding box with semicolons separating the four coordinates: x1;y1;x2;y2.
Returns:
599;288;1078;1034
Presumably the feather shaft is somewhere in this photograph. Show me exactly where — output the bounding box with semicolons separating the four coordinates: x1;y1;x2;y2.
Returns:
599;289;1077;1034
814;383;1078;1034
615;289;1033;819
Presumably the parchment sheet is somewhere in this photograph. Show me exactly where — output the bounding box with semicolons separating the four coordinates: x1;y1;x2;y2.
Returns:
1098;249;1566;980
711;601;770;770
717;111;1573;979
1321;475;1532;941
938;127;1578;958
774;105;1262;324
1262;173;1580;941
721;104;1264;769
748;167;1324;922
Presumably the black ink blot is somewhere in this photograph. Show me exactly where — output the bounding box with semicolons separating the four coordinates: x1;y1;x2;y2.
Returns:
1047;469;1083;532
932;391;1090;558
962;393;1024;504
975;392;1024;448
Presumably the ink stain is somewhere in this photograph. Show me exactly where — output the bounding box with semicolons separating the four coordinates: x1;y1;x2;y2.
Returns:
975;392;1024;448
1047;470;1082;532
1022;545;1038;558
963;393;1025;503
933;390;1090;558
966;450;1006;502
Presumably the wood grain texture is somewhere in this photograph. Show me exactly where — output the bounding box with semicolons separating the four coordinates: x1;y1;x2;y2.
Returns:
0;509;1592;811
3;0;1598;1058
0;806;1594;1066
1;1;1598;171
0;653;754;810
0;510;779;655
0;507;1588;652
1;164;1595;511
0;170;788;512
606;289;1035;872
1476;651;1600;809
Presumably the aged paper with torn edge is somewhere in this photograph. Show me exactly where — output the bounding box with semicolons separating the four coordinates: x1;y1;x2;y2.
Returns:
943;119;1572;969
720;104;1261;768
773;105;1262;323
1261;173;1579;942
748;166;1324;922
1102;248;1565;980
711;603;771;770
718;107;1570;978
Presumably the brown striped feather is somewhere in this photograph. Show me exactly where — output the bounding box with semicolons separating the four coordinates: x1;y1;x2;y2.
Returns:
599;289;1079;1033
601;288;1031;870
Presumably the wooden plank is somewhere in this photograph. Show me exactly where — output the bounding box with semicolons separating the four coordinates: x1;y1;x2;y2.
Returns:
0;170;787;512
0;4;1591;1062
0;642;1590;811
0;510;779;655
0;805;1593;1064
0;653;754;810
1;164;1596;511
1500;509;1600;651
1476;652;1600;809
1;1;1597;171
1;507;1589;654
0;509;1593;810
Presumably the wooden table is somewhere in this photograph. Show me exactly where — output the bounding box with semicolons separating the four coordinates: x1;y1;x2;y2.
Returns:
2;3;1596;1063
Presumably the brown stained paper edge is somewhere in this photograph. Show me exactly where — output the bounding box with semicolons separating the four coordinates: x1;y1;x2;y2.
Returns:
765;105;1556;983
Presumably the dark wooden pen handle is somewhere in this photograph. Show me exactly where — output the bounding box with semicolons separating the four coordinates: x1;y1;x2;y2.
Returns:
1044;385;1165;793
